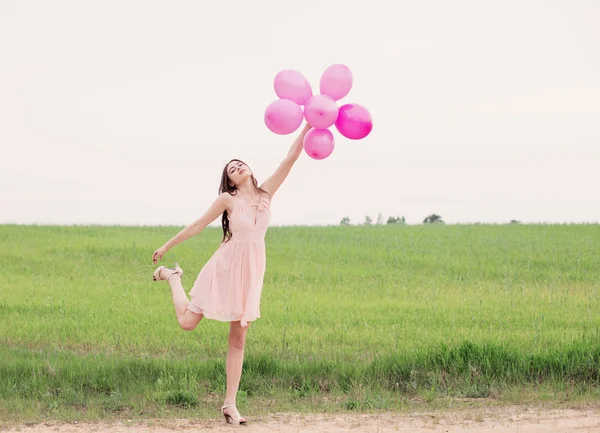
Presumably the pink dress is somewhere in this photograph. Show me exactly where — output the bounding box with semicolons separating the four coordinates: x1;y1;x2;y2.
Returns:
187;194;271;327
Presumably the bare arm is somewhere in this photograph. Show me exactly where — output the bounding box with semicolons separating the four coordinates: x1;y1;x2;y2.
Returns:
260;123;312;197
162;194;229;252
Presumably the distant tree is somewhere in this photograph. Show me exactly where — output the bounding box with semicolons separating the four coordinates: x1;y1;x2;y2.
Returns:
340;217;351;225
364;216;372;225
423;214;444;224
510;219;520;224
387;215;406;225
377;213;384;225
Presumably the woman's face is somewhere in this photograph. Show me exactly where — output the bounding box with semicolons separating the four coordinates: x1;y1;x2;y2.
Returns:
227;160;252;186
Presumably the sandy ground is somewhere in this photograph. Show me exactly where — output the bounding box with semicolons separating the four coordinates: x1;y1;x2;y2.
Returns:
5;406;600;433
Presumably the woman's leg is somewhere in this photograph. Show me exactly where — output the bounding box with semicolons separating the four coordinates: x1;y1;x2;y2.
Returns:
159;270;203;331
223;320;249;420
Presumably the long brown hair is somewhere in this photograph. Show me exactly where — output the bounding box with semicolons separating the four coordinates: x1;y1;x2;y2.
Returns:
219;159;268;243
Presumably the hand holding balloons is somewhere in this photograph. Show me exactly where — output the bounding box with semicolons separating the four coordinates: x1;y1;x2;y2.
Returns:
264;64;372;160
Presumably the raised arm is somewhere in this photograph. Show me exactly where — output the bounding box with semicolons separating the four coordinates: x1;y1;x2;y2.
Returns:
260;123;312;197
152;193;230;263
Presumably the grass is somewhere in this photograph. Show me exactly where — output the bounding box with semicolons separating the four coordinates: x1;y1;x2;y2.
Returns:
0;223;599;425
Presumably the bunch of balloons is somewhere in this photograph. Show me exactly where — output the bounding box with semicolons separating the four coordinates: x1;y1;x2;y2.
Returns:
264;64;372;160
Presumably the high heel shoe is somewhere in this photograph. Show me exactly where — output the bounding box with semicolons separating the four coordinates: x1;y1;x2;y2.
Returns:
152;262;183;282
221;404;247;425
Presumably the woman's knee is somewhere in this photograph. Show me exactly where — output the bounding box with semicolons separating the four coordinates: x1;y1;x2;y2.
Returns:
229;334;246;350
179;320;196;331
228;323;248;350
178;311;202;331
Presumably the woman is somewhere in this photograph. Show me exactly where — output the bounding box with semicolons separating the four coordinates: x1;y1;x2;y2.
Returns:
151;123;312;425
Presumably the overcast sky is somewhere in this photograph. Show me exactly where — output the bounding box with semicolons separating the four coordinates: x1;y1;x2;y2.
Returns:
1;0;598;226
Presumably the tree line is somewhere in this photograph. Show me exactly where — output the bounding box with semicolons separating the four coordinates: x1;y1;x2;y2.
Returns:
340;213;445;225
340;215;524;225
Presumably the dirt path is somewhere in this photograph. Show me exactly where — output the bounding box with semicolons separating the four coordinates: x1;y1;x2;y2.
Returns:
5;406;600;433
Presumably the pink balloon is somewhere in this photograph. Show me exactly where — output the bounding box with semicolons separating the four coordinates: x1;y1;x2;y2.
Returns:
303;94;339;129
320;64;353;101
303;128;335;160
335;103;373;140
264;99;303;135
274;69;312;105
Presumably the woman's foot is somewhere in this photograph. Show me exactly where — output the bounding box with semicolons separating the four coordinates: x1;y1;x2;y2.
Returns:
152;262;183;282
221;404;246;425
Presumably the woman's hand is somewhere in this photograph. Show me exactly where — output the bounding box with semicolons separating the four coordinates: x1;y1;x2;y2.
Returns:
152;245;168;264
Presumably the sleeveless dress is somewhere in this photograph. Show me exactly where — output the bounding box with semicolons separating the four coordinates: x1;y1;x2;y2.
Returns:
187;193;271;327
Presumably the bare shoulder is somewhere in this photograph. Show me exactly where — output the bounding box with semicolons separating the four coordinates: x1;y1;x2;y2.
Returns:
218;191;239;214
218;191;237;205
219;191;235;199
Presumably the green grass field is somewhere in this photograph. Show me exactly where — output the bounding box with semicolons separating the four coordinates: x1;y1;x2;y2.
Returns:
1;223;599;424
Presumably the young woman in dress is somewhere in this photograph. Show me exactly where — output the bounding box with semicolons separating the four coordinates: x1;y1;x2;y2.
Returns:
151;123;311;425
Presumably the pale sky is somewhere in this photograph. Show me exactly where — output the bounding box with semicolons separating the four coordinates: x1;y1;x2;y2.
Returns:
1;0;598;226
